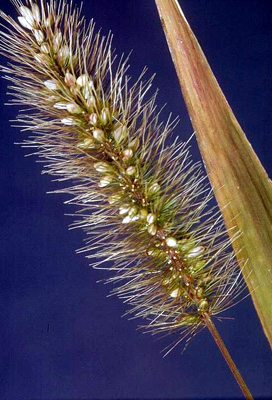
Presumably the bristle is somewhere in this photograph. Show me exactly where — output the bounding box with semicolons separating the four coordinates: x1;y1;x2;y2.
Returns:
0;0;246;351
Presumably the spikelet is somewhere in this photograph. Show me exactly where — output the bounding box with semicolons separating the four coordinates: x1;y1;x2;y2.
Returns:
0;0;245;353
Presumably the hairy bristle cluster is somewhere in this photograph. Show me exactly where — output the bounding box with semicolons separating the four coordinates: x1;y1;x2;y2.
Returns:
0;0;245;353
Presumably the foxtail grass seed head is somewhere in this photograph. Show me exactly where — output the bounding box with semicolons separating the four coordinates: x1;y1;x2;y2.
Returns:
0;0;245;354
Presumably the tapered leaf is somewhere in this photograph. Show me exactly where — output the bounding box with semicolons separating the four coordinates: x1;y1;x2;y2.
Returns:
155;0;272;347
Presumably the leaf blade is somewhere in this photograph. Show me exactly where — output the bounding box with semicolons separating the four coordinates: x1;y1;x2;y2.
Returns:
155;0;272;347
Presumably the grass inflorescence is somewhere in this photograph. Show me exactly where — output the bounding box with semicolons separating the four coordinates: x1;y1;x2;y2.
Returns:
0;0;246;356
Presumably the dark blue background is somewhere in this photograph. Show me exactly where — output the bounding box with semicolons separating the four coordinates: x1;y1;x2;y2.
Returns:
0;0;271;399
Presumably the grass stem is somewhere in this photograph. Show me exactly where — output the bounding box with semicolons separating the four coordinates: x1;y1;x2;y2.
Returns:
203;313;253;400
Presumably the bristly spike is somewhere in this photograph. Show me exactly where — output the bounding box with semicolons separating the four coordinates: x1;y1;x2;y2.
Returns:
0;0;246;355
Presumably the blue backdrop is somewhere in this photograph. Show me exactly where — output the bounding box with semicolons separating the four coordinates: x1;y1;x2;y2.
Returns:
0;0;271;399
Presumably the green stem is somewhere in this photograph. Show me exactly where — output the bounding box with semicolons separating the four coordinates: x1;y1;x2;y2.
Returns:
203;313;253;400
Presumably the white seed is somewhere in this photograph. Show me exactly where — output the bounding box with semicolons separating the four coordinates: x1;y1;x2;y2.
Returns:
126;166;136;176
128;137;139;151
18;16;33;30
194;261;206;271
187;246;205;258
122;148;133;160
58;45;70;62
147;249;156;257
77;74;89;87
69;86;80;96
108;194;121;204
31;4;41;22
148;224;157;236
82;86;91;99
119;206;130;215
40;43;50;53
122;215;132;224
61;118;75;126
196;287;204;297
81;82;94;99
77;138;94;149
48;95;59;102
165;237;177;247
35;53;48;64
101;108;109;125
179;239;195;252
139;208;148;220
88;80;94;90
92;128;105;142
198;299;208;311
44;16;53;27
113;125;126;144
33;30;44;44
66;103;81;114
147;213;156;225
64;72;76;87
54;102;68;110
128;206;138;217
89;113;98;126
44;80;58;90
53;31;62;51
87;96;96;108
170;288;180;298
149;182;160;194
93;162;111;173
19;6;35;26
19;5;33;18
98;175;113;188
